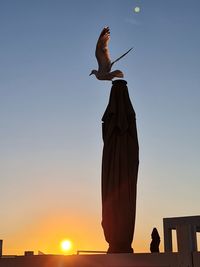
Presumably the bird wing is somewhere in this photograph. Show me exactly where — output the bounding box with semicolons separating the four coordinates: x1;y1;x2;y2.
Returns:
111;47;133;67
95;27;112;73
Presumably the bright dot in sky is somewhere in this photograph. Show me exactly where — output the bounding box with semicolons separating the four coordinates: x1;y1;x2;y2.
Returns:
134;6;141;13
61;240;72;252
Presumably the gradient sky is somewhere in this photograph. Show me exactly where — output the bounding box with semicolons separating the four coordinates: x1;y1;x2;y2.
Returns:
0;0;200;255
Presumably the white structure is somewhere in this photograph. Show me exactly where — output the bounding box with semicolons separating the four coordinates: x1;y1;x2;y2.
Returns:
163;215;200;267
164;216;200;253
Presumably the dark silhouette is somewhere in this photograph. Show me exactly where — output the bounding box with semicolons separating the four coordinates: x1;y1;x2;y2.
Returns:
0;240;2;257
101;80;139;253
150;228;160;253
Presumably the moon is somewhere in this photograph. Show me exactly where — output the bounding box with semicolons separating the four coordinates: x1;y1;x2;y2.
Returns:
134;6;141;13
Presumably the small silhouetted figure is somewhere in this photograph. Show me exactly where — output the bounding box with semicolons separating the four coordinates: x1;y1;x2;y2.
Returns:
150;228;160;253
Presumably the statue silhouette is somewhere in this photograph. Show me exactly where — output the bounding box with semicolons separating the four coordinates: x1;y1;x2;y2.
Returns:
101;80;139;253
150;228;160;253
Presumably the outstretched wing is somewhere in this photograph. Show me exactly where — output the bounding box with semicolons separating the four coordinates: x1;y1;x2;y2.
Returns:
95;27;112;73
111;47;133;67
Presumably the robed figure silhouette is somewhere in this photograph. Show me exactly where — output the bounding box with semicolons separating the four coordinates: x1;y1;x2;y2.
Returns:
101;80;139;253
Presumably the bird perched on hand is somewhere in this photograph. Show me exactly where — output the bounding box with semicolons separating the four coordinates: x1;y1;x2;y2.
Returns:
89;26;133;81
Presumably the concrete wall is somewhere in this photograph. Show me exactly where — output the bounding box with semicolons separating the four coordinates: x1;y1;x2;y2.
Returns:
0;253;179;267
1;251;200;267
193;252;200;267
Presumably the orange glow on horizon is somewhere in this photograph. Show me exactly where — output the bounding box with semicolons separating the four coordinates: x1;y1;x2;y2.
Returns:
2;210;161;255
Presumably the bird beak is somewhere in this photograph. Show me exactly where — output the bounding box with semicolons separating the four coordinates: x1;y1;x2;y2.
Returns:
89;73;92;76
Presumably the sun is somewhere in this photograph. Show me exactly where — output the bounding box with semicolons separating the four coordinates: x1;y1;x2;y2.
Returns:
60;239;72;253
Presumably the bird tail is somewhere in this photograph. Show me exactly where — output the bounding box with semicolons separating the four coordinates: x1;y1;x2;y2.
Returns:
110;70;124;79
111;47;133;67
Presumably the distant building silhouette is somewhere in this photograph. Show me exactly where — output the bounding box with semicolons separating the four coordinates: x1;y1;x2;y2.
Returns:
24;251;34;256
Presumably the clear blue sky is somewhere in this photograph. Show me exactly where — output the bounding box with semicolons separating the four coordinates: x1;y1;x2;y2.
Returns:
0;0;200;254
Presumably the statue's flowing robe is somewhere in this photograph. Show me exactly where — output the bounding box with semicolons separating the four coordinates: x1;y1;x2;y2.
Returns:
101;80;139;253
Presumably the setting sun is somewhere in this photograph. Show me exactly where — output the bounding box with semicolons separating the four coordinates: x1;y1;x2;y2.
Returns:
60;239;72;253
